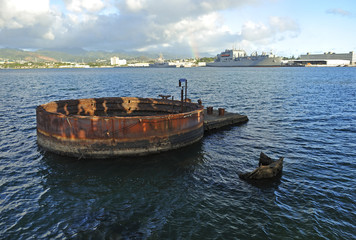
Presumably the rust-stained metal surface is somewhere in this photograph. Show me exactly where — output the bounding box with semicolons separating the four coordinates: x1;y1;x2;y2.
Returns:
203;109;248;132
36;97;204;158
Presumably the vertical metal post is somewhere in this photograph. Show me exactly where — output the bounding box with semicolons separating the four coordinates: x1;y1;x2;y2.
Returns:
181;87;184;113
179;78;187;113
185;80;187;102
172;96;174;113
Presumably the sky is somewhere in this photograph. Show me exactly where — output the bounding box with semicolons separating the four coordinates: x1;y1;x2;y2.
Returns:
0;0;355;58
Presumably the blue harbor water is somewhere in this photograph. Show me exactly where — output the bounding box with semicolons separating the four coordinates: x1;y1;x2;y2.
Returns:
0;67;355;239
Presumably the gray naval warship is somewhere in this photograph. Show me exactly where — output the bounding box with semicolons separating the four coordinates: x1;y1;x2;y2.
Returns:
149;54;176;68
206;49;282;67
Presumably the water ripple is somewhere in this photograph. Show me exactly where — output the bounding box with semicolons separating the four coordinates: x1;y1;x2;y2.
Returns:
0;68;355;239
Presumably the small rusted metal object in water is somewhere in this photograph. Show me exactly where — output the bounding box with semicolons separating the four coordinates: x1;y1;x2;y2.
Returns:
218;108;225;116
36;97;204;158
207;106;213;115
158;94;171;100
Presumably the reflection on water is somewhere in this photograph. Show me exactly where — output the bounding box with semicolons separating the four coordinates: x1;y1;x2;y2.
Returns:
39;142;205;239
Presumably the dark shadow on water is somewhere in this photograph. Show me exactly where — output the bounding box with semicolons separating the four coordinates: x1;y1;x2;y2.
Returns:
37;141;206;239
38;140;206;191
240;173;283;190
203;122;248;137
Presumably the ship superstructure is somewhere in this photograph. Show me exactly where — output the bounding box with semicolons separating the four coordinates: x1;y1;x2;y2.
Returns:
207;49;282;67
149;54;176;68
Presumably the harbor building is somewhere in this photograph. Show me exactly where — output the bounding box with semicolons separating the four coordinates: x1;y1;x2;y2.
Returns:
110;56;127;66
292;51;355;66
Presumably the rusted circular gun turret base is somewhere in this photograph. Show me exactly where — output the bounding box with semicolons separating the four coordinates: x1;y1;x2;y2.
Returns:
36;97;204;158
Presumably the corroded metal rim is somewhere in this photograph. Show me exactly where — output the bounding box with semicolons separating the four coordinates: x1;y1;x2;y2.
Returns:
36;97;204;158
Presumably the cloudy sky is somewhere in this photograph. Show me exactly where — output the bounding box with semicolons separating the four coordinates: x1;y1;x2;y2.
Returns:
0;0;355;57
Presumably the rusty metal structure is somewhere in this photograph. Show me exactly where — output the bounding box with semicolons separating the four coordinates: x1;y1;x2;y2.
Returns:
37;97;204;158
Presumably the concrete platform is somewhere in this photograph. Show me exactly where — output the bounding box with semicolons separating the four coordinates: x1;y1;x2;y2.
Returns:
204;109;248;132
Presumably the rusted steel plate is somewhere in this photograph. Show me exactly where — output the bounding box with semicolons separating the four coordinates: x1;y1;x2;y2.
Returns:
37;97;204;158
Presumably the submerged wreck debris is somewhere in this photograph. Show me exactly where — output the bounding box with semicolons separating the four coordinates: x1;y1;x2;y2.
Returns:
239;152;284;180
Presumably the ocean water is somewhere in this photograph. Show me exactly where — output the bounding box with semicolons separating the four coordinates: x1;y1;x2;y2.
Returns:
0;67;355;239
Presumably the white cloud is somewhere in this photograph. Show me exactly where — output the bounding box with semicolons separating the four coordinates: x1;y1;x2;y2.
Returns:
64;0;105;13
269;16;299;32
0;0;50;29
0;0;301;56
240;16;300;44
326;8;352;17
119;0;263;23
199;0;260;12
125;0;146;12
43;30;55;40
0;0;60;46
241;21;270;41
166;13;229;45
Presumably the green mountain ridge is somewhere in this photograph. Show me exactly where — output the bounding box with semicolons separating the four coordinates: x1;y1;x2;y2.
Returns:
0;48;192;63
